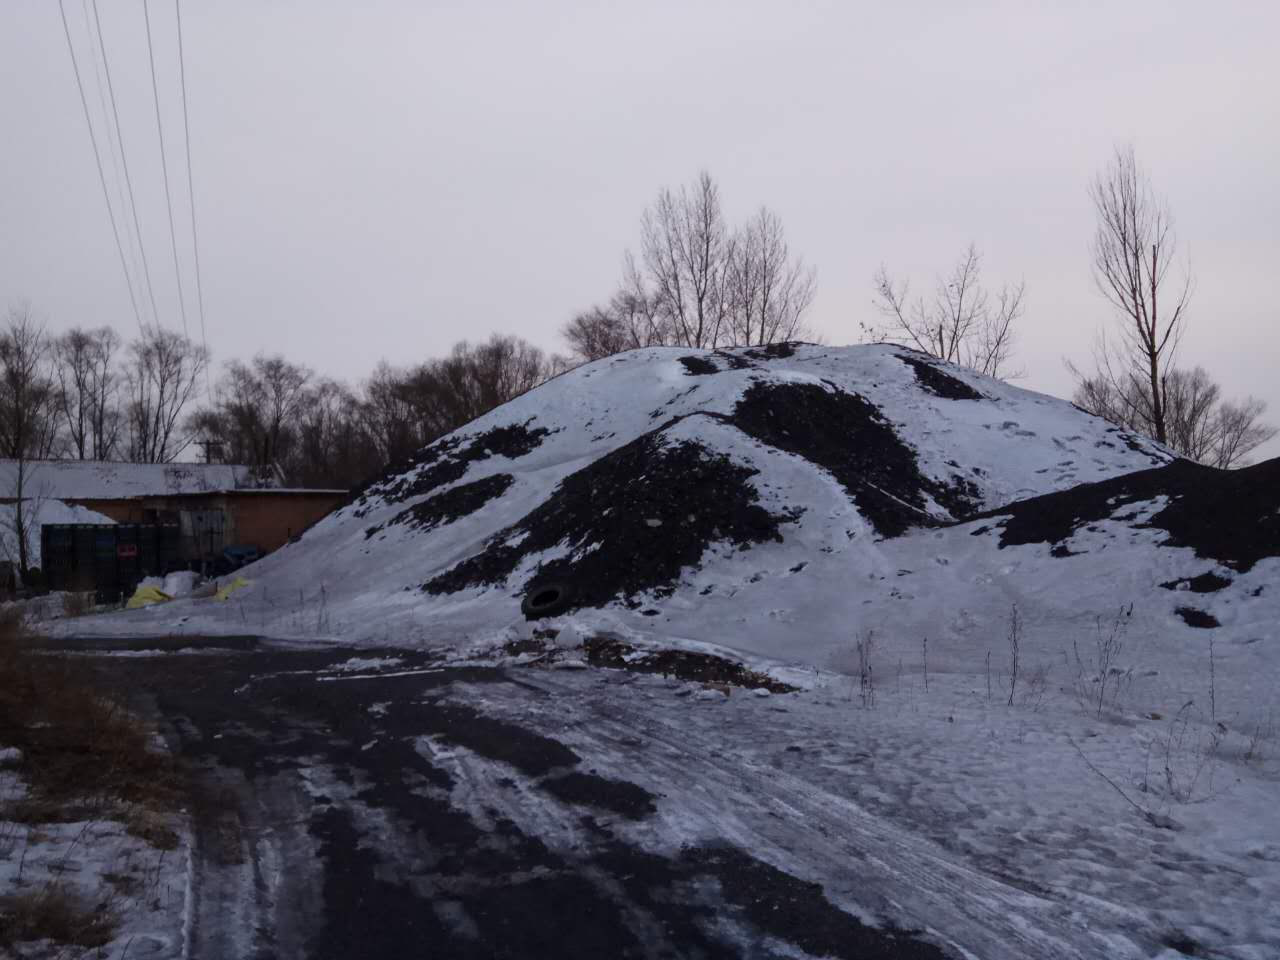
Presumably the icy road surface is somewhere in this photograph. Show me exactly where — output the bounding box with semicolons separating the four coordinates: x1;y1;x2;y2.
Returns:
77;639;1276;959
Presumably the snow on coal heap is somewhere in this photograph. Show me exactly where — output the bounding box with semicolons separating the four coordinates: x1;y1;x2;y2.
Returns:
82;341;1278;653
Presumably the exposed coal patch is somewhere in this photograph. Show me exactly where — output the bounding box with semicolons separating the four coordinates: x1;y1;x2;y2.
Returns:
364;473;513;539
351;420;550;516
896;353;985;401
717;351;755;370
349;434;464;518
729;381;979;537
541;771;657;820
740;341;798;361
678;355;719;376
424;430;796;609
976;456;1280;572
1176;606;1221;629
1161;571;1233;594
583;635;795;692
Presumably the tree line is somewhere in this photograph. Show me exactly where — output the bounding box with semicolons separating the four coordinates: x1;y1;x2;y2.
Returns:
0;304;566;490
5;155;1274;494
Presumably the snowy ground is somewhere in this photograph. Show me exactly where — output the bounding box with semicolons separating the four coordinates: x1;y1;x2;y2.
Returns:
23;638;1279;959
511;662;1280;958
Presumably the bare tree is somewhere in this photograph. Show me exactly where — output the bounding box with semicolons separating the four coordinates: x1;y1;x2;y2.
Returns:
1;457;52;578
1087;145;1192;445
566;174;817;361
1212;398;1277;469
52;326;122;459
1073;365;1276;468
0;304;61;460
726;207;817;347
292;378;375;488
641;170;734;349
189;353;313;482
868;244;1024;379
563;262;674;362
359;334;557;467
124;325;209;463
360;360;421;467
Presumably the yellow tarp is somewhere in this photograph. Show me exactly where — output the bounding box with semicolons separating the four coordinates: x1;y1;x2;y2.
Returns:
215;577;251;601
126;585;172;609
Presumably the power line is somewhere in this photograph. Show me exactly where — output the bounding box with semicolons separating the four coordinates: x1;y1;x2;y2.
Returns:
175;0;212;397
91;0;162;330
143;0;189;337
58;0;144;332
82;0;147;323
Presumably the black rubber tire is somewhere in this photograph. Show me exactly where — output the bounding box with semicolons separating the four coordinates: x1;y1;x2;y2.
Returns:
521;581;575;620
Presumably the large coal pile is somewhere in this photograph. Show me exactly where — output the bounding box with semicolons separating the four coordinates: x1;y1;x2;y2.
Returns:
152;344;1191;651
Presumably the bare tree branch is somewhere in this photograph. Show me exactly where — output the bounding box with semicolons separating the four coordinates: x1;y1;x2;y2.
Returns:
868;244;1023;379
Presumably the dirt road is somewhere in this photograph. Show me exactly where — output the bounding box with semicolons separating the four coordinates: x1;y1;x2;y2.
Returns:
70;637;1102;959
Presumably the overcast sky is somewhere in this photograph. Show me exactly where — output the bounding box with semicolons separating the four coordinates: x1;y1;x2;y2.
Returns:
2;1;1276;457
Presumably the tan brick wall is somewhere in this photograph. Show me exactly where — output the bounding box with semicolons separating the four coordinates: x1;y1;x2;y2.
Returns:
224;494;345;552
55;492;346;556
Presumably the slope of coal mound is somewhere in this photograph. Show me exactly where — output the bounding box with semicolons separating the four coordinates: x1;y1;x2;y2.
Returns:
895;353;986;401
678;355;720;376
979;456;1280;572
351;421;550;517
424;430;797;610
729;381;979;537
740;341;798;361
365;473;514;540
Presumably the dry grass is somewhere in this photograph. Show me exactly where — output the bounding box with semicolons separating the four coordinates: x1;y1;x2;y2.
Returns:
0;608;182;951
2;609;182;822
0;608;181;817
0;883;117;950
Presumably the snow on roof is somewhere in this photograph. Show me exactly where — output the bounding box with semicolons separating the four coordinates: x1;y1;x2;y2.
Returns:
0;459;281;500
0;498;115;567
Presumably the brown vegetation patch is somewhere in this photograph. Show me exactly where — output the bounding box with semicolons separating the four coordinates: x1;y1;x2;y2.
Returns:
582;635;794;693
0;884;117;951
0;610;182;824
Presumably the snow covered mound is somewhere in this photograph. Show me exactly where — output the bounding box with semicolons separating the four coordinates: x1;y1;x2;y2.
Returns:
200;343;1190;639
